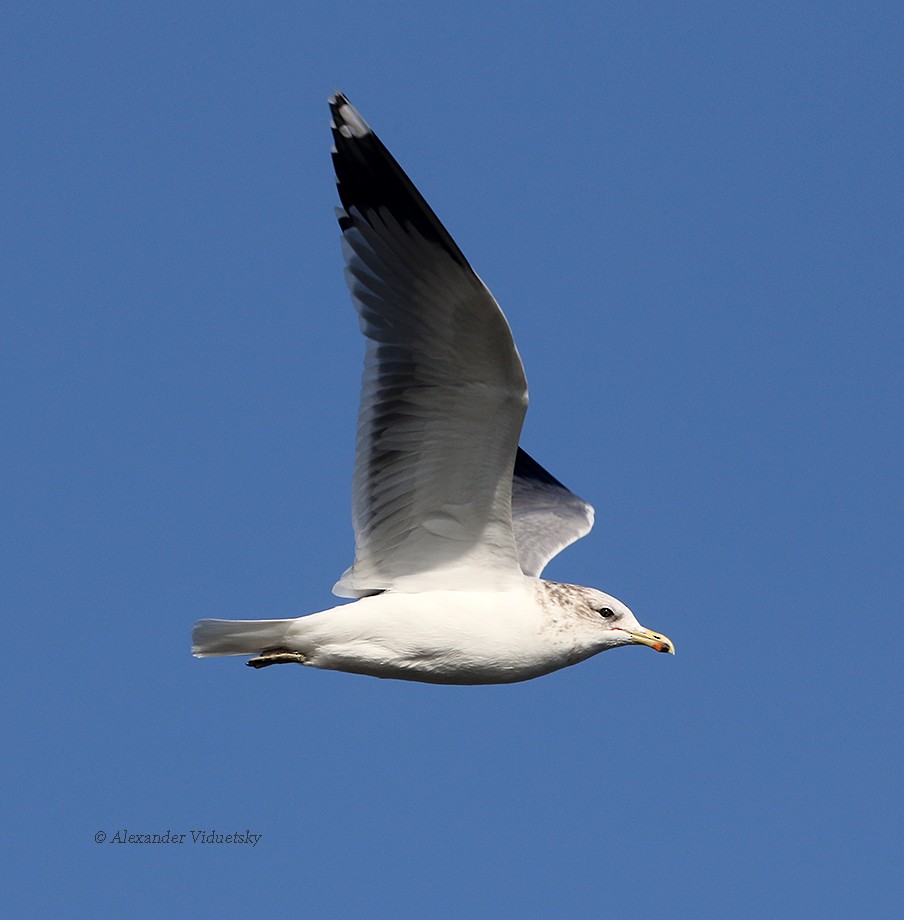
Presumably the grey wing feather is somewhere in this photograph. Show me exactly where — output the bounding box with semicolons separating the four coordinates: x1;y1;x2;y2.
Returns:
330;94;529;597
511;448;595;577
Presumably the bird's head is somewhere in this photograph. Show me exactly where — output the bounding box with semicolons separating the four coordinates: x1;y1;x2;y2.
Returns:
548;584;675;656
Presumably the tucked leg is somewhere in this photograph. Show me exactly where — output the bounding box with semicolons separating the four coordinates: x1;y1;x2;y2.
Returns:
246;648;307;669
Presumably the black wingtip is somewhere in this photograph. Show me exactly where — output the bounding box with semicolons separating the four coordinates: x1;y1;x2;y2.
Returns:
328;90;348;111
328;93;470;269
514;447;569;489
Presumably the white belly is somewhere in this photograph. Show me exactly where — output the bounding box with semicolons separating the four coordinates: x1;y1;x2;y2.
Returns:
282;586;570;685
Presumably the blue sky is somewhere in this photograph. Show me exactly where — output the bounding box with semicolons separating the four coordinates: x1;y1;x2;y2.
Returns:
4;2;902;916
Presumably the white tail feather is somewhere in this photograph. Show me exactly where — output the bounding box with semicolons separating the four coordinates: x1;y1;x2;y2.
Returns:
192;618;294;657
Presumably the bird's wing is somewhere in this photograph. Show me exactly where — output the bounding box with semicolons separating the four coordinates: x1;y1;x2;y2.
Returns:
330;94;528;598
511;447;595;577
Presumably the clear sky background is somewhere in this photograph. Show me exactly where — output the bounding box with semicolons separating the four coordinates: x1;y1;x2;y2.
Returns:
4;2;902;917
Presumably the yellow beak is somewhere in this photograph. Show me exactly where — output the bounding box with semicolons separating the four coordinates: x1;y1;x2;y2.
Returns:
615;627;675;655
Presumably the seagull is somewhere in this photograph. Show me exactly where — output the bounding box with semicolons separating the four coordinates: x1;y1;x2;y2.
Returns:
192;93;673;684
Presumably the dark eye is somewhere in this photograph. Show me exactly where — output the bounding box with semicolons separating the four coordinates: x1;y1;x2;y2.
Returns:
597;606;616;619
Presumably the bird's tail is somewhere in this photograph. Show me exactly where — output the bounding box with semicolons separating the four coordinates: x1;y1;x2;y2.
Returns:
192;618;294;657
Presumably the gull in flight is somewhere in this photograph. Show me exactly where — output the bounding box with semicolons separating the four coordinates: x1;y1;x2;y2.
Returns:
192;93;673;684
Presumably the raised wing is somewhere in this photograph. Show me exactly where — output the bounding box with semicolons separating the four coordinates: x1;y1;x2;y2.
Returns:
330;94;528;597
511;447;595;577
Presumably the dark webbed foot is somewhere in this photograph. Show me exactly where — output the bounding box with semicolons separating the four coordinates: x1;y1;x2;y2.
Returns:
246;647;307;668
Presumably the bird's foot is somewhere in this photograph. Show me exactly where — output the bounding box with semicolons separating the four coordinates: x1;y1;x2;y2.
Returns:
246;647;307;669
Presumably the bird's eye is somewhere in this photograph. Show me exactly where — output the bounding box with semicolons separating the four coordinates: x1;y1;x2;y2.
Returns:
598;607;616;619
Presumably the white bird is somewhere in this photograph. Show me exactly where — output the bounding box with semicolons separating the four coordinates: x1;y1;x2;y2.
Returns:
192;93;673;684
